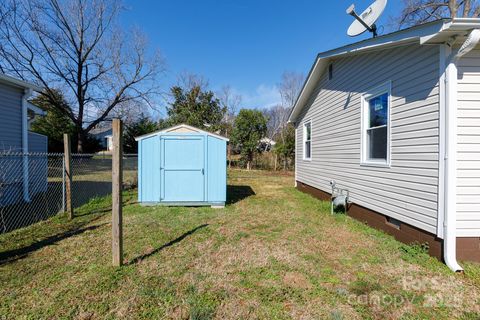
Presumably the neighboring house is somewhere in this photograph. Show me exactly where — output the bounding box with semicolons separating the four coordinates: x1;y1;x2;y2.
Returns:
259;137;276;152
91;125;113;151
288;19;480;271
0;73;47;206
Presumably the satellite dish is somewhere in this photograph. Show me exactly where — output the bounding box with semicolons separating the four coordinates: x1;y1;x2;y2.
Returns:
346;0;387;38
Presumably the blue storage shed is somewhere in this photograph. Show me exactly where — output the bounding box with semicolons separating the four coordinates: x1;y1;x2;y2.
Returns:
135;124;228;207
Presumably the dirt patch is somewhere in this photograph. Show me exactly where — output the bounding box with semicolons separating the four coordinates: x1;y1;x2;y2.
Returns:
215;298;260;320
283;271;312;289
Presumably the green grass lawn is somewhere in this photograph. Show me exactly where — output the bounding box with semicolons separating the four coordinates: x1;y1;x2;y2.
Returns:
1;170;480;319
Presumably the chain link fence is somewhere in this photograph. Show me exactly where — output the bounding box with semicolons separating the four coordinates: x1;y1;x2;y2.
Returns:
0;153;137;234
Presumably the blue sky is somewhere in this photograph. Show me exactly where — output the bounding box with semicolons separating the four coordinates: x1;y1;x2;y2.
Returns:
121;0;403;112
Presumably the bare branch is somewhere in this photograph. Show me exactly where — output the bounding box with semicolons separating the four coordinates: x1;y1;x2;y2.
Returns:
278;71;304;111
176;71;210;92
217;85;242;122
0;0;165;151
462;0;472;17
474;4;480;16
393;0;480;28
394;0;454;28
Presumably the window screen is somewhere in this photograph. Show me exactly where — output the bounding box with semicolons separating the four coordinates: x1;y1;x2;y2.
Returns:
366;93;388;161
304;122;311;159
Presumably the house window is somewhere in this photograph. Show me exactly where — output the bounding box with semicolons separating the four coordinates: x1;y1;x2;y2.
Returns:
361;83;391;166
303;121;312;160
328;64;333;80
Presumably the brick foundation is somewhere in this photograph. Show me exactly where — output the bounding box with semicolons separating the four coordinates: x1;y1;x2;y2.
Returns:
296;181;480;263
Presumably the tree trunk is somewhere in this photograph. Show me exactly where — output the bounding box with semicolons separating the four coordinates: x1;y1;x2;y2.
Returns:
77;130;86;153
228;145;231;169
247;152;254;171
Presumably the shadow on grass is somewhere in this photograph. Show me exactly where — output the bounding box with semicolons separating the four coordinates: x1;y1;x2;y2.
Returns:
0;180;112;233
0;220;108;265
226;185;255;205
129;224;209;265
1;180;139;234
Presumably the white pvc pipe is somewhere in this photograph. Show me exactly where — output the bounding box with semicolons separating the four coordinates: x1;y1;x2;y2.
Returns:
443;29;480;272
22;89;33;202
456;29;480;59
444;57;463;272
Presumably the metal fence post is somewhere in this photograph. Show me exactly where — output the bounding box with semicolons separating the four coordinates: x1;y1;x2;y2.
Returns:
63;134;73;219
62;155;65;213
112;119;123;267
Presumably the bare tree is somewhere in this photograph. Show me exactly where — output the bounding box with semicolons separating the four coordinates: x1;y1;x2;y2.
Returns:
278;71;304;112
395;0;480;28
262;104;291;170
263;105;290;141
107;100;152;125
217;85;242;168
177;71;210;92
217;85;241;126
263;71;304;170
0;0;164;152
275;71;303;136
266;71;303;140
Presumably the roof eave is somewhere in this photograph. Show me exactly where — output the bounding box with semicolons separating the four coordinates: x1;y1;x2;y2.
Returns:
288;19;464;124
420;18;480;44
134;124;230;142
0;73;43;92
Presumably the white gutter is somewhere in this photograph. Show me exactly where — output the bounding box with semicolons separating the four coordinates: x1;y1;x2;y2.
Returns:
0;73;42;91
456;29;480;58
443;29;480;272
27;102;46;116
22;88;33;202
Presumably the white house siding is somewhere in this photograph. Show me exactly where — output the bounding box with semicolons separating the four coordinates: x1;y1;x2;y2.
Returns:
295;43;440;235
456;45;480;237
0;82;23;152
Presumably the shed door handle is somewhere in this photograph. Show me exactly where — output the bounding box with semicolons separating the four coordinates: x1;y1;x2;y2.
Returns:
202;168;204;175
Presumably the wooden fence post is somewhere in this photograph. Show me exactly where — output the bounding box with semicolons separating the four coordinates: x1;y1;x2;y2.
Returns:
112;119;123;267
63;133;73;219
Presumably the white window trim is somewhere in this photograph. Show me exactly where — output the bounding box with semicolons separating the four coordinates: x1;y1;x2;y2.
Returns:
303;120;312;161
360;82;392;167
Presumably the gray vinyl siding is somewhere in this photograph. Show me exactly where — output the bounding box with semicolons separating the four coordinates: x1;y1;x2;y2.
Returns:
456;45;480;237
28;132;48;196
28;132;47;153
295;43;440;234
0;82;24;152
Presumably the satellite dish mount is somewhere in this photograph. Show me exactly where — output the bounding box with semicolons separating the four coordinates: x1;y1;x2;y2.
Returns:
346;0;387;38
347;5;377;37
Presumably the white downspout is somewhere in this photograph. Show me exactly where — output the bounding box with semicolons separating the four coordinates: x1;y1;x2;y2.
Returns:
443;29;480;272
22;88;33;202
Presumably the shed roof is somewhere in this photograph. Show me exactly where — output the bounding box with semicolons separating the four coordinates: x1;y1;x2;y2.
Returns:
135;124;229;142
288;18;480;123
